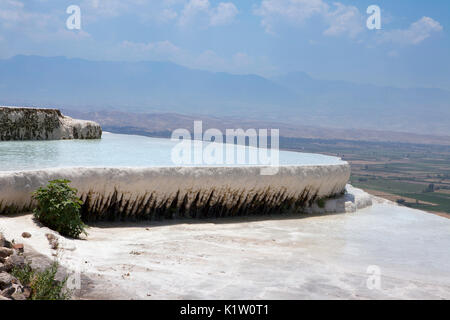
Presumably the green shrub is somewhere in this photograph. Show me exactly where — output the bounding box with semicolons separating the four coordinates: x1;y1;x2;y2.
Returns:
317;198;326;208
32;179;87;239
11;262;72;300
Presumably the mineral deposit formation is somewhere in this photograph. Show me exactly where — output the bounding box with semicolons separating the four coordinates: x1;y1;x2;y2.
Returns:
0;106;102;140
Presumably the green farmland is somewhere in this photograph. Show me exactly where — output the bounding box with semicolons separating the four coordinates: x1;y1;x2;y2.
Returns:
280;137;450;216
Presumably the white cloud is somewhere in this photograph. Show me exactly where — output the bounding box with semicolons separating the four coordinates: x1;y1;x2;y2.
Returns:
121;40;182;60
82;0;179;24
323;3;364;38
210;2;239;26
82;0;148;18
82;0;238;27
255;0;327;33
194;49;227;69
159;8;178;22
387;50;399;57
117;41;277;76
190;49;277;75
178;0;210;26
120;41;227;70
0;0;90;42
380;17;443;45
232;52;252;67
0;0;44;28
254;0;363;38
82;0;125;18
179;0;238;27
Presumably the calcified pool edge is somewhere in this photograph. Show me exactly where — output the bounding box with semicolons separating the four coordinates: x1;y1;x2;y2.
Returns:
0;164;353;221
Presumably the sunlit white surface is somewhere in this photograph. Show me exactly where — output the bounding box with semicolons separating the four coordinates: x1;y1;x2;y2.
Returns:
1;195;449;299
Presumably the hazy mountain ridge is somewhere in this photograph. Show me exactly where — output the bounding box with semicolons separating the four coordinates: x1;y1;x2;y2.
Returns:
64;109;450;146
1;55;449;135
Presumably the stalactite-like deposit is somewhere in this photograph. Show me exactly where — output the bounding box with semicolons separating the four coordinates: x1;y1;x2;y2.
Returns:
0;165;350;221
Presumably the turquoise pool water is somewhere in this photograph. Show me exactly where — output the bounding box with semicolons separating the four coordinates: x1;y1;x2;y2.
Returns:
0;132;345;171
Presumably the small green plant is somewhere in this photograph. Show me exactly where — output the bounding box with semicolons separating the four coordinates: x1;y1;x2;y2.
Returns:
33;179;87;238
11;262;72;300
317;198;326;208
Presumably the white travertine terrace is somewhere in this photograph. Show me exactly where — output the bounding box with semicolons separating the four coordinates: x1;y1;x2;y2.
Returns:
0;164;352;218
0;116;359;218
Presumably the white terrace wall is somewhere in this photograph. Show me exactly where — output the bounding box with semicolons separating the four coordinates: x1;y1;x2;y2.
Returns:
0;164;350;220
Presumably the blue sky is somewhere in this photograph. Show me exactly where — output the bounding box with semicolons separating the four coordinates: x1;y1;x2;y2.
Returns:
0;0;449;89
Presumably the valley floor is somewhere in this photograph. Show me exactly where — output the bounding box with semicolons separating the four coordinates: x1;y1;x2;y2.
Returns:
280;136;450;216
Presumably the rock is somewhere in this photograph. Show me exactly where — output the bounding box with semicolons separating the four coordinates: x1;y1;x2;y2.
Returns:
12;243;24;253
50;240;59;250
11;292;27;300
46;233;59;250
0;279;25;300
3;255;25;272
3;240;12;249
0;263;6;272
0;272;15;290
1;285;16;297
62;116;102;139
0;234;12;249
22;232;31;238
45;233;57;241
23;287;31;299
0;247;14;259
0;106;102;141
0;295;11;300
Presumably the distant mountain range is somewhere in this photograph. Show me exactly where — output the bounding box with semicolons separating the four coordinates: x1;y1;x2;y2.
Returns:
65;110;450;146
1;55;449;135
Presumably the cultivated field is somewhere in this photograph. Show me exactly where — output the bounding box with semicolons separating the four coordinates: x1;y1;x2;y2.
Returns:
281;137;450;216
